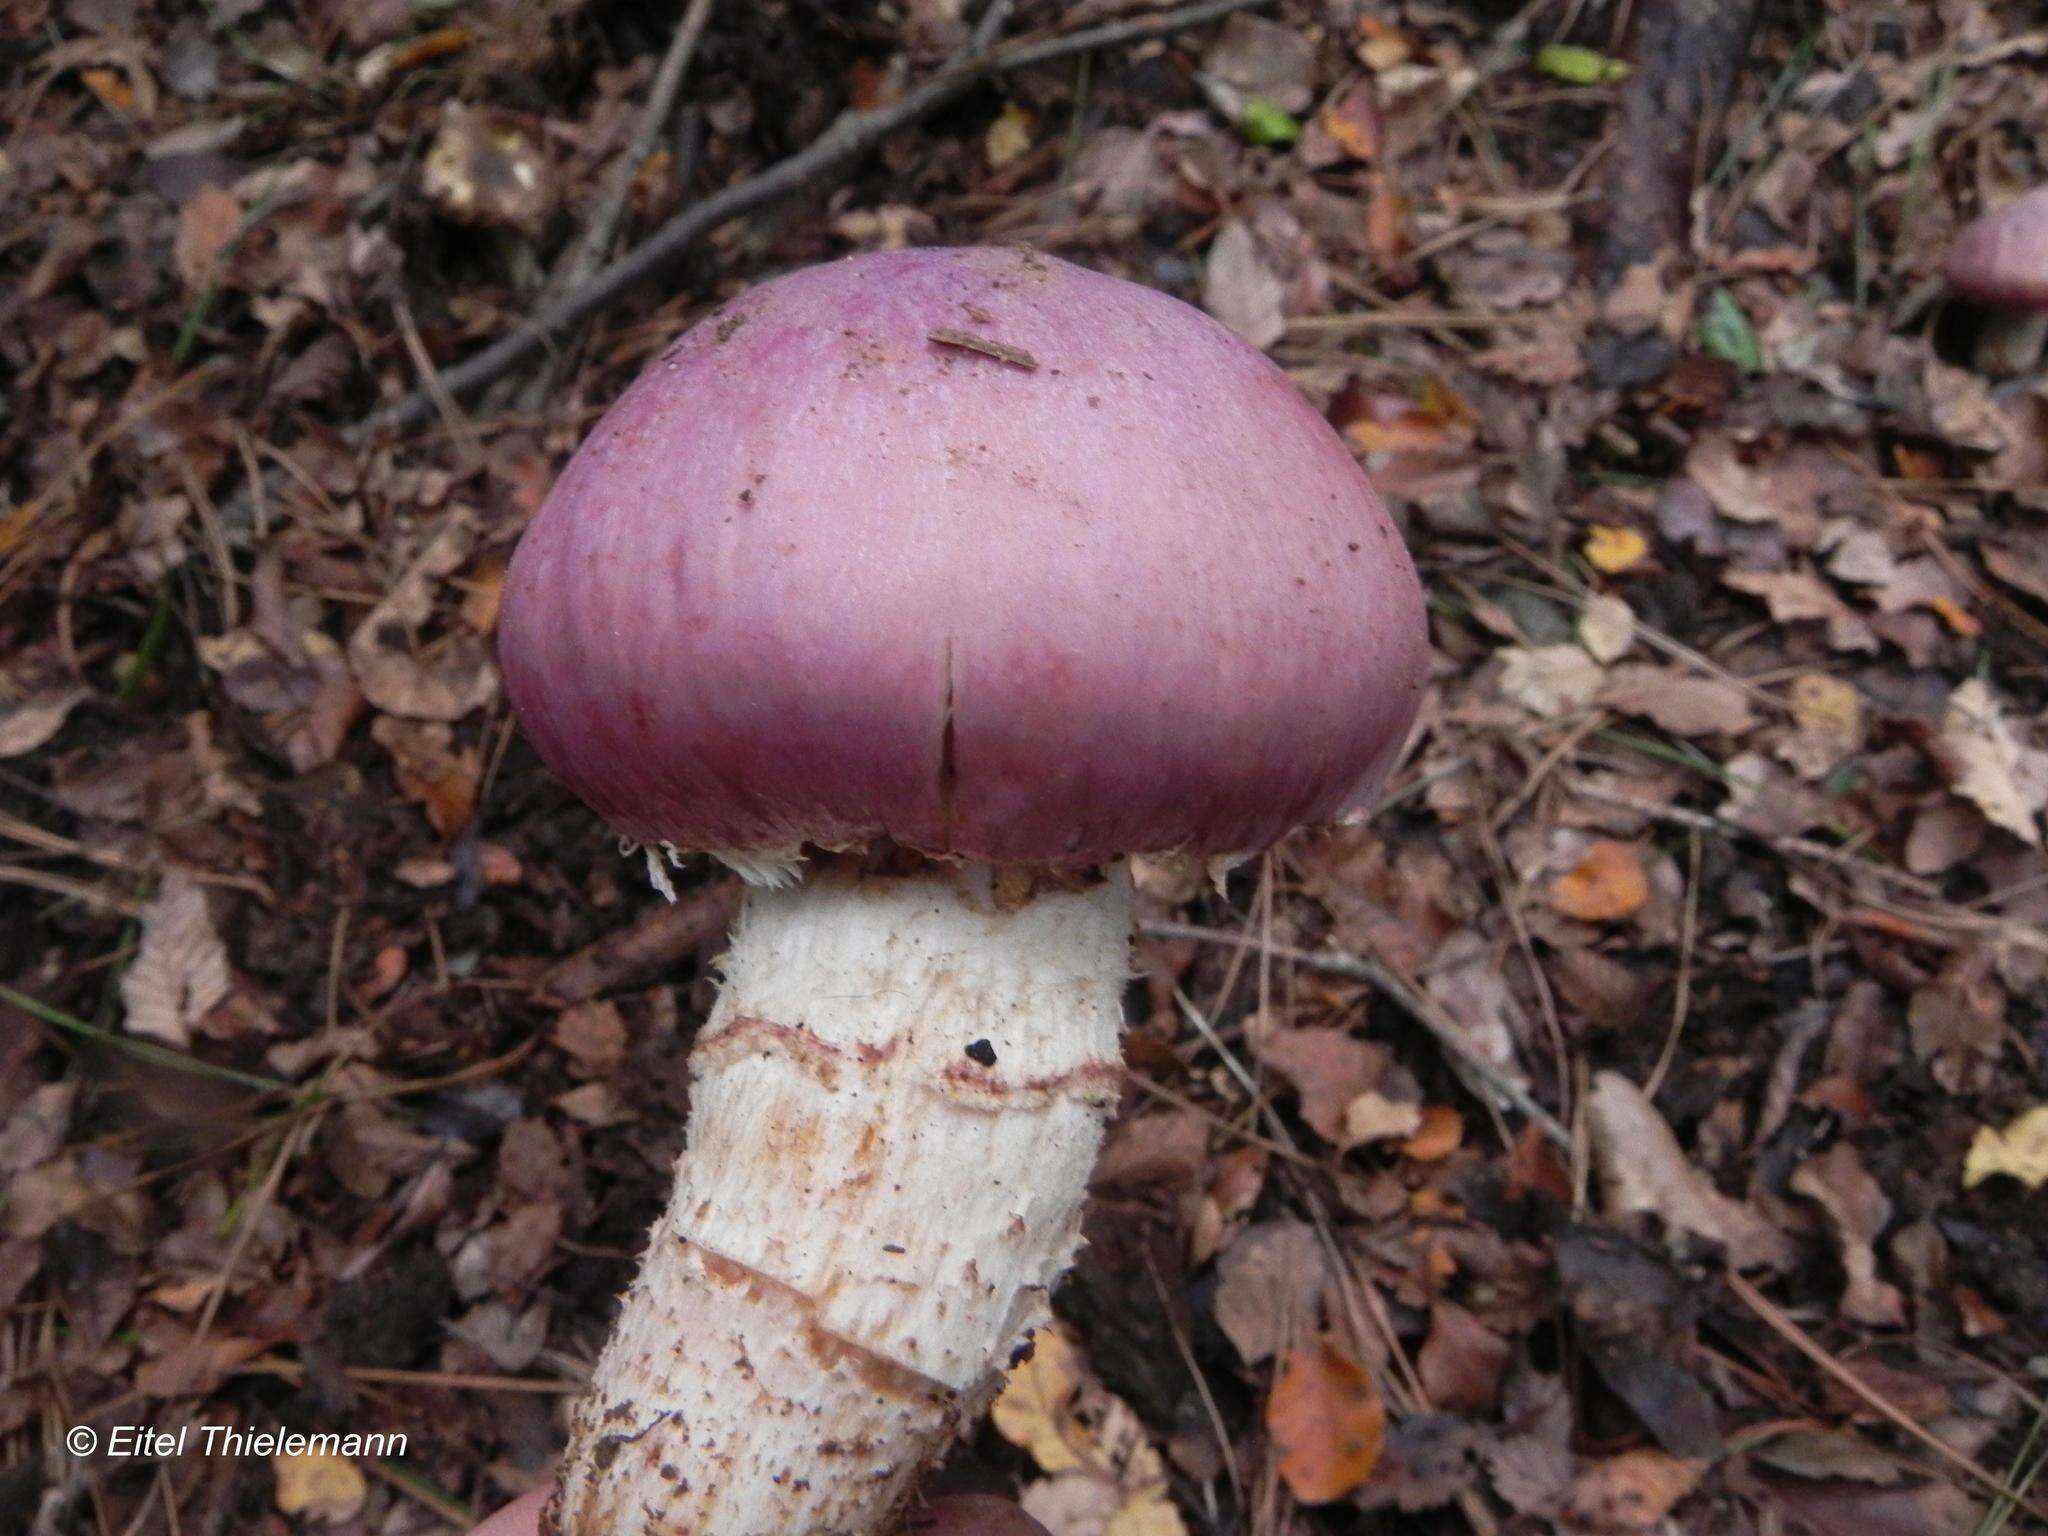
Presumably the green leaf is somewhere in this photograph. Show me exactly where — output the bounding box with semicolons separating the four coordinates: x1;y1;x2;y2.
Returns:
1697;288;1763;373
1534;44;1629;85
1239;95;1301;146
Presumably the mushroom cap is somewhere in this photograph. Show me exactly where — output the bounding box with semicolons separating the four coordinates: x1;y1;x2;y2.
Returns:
499;246;1427;866
1947;184;2048;309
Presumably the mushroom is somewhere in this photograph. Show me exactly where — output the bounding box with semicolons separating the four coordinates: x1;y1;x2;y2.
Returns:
498;245;1427;1534
1946;182;2048;374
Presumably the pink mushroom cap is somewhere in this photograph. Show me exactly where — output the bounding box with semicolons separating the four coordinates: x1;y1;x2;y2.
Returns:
1947;184;2048;309
498;246;1427;867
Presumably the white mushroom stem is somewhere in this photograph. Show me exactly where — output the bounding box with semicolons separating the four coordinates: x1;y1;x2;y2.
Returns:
547;860;1133;1536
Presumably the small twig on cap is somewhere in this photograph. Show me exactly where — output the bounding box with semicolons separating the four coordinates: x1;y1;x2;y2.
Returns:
361;0;1268;436
928;328;1039;369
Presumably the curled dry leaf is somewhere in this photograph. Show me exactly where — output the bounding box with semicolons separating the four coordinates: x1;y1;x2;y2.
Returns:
120;872;232;1048
347;515;500;722
1937;678;2048;847
1587;1071;1791;1269
1267;1333;1387;1504
371;715;480;839
1790;1142;1906;1328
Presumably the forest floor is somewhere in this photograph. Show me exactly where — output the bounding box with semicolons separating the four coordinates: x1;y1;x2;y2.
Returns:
5;1;2048;1533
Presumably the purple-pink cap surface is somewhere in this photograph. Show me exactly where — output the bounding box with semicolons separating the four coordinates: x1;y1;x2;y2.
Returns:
499;246;1427;867
1947;183;2048;309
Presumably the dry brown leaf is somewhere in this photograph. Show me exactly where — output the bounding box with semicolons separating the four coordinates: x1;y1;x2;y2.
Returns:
1256;1023;1390;1146
1587;1071;1791;1269
173;184;242;287
121;872;232;1047
1601;665;1754;736
1213;1221;1325;1366
1203;219;1286;349
1790;1142;1906;1327
1722;569;1877;652
1780;673;1865;780
552;1000;627;1078
347;515;499;721
1268;1334;1387;1503
0;686;89;759
1500;644;1604;715
1938;678;2047;847
371;715;480;839
1548;840;1650;922
1417;1302;1509;1413
1561;1449;1703;1531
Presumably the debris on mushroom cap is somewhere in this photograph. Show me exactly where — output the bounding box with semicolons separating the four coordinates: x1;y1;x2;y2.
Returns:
1946;183;2048;309
498;246;1428;868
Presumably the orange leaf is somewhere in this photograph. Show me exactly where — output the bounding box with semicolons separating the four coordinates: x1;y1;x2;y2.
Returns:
1401;1104;1464;1162
1548;840;1649;922
1267;1335;1386;1503
1562;1449;1703;1530
1317;82;1380;163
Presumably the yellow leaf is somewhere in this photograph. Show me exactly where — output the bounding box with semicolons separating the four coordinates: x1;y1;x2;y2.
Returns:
273;1449;366;1522
1548;840;1649;922
1963;1105;2048;1190
1267;1334;1386;1503
985;102;1035;169
1584;524;1649;574
993;1325;1088;1473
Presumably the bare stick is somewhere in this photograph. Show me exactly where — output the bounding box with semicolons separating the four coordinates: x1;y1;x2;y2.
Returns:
515;0;716;412
362;0;1266;435
550;0;717;302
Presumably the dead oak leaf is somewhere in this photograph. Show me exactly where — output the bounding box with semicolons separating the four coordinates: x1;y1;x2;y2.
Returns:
1268;1333;1387;1503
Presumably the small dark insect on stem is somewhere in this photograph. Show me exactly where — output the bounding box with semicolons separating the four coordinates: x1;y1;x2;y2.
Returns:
927;329;1039;369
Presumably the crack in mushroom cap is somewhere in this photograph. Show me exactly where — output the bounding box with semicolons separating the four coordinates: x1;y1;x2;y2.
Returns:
499;246;1427;866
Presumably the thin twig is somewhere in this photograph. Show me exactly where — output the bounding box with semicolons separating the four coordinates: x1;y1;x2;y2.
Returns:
1142;919;1570;1147
553;0;716;302
363;0;1266;434
1726;1271;2048;1520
